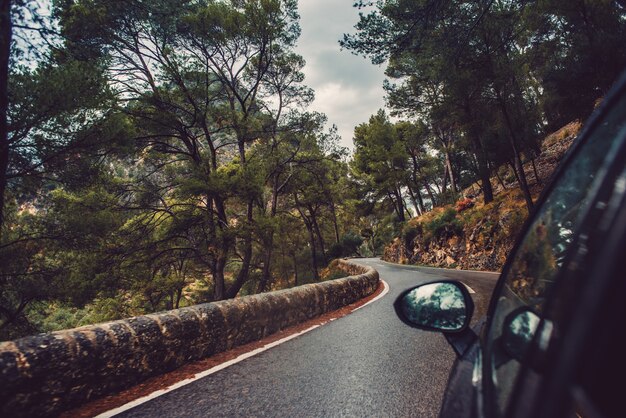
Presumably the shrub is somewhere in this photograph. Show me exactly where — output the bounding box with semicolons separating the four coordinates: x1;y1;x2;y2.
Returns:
401;224;420;249
327;242;344;259
425;207;463;239
326;232;364;259
341;232;363;256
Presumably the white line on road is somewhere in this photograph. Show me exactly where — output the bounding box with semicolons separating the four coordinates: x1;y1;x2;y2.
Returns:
379;259;501;275
460;282;476;294
96;279;390;418
96;324;321;418
352;279;389;312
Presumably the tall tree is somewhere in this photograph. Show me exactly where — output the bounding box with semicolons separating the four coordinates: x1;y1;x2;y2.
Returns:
56;0;304;300
351;110;409;222
0;0;11;234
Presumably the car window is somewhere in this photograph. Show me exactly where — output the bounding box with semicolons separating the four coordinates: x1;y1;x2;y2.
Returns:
484;93;626;416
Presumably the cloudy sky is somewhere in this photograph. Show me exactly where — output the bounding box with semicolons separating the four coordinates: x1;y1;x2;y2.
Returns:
294;1;387;151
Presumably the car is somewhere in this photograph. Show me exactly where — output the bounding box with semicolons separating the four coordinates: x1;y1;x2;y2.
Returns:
394;70;626;418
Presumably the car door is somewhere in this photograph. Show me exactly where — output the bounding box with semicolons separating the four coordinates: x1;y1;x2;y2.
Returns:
480;73;626;418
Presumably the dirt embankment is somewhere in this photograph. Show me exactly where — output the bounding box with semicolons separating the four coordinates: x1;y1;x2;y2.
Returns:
383;121;581;271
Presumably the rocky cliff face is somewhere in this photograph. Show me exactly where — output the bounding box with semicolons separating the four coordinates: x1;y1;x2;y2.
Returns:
383;121;580;271
383;194;526;270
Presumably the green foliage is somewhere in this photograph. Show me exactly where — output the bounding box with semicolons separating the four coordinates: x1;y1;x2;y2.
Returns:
343;0;626;210
424;208;463;240
0;0;376;340
326;243;343;260
340;232;363;256
327;232;364;259
401;224;421;249
350;110;413;222
4;0;619;341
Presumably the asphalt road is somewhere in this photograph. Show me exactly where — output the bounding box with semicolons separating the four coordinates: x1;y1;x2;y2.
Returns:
115;258;499;418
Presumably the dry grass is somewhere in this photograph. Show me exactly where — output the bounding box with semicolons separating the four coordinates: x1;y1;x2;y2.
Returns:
543;121;582;149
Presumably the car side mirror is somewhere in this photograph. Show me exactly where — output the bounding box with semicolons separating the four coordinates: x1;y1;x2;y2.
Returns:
501;307;553;369
394;281;474;333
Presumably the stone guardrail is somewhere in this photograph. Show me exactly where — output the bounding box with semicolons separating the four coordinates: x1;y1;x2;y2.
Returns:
0;260;378;417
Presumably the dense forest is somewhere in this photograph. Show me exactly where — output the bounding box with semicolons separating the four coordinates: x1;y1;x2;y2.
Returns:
1;0;625;340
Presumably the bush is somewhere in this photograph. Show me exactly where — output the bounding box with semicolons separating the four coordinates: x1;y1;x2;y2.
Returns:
327;232;364;259
401;224;420;249
341;232;363;255
425;207;463;239
327;242;344;259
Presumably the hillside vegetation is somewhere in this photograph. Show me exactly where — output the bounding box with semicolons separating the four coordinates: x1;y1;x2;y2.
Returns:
383;122;581;271
2;1;624;340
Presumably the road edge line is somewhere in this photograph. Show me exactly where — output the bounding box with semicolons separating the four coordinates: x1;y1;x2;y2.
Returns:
352;279;389;312
95;278;388;417
379;259;501;275
460;282;476;294
95;324;320;418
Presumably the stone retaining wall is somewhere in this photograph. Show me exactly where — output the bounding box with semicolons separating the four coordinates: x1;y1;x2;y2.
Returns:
0;260;377;417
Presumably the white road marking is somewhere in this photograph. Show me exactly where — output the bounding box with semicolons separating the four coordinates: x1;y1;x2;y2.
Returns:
96;278;389;417
460;282;476;294
379;259;500;275
351;279;389;312
96;324;321;417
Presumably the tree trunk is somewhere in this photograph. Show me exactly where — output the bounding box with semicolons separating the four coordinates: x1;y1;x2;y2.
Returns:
309;205;326;264
508;161;521;184
226;199;254;298
257;177;281;293
493;161;507;189
470;135;493;204
305;221;319;281
441;163;449;196
257;217;275;294
0;0;12;238
406;184;422;216
423;182;437;209
211;195;229;301
174;287;182;309
530;152;541;186
256;245;273;294
444;150;457;194
388;192;402;220
404;204;412;220
436;128;457;197
463;101;493;203
409;155;425;212
415;187;425;214
329;200;340;244
294;194;319;281
394;188;405;222
499;100;534;211
0;298;29;333
292;252;299;286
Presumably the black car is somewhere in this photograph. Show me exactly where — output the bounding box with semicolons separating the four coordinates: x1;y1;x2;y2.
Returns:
395;71;626;418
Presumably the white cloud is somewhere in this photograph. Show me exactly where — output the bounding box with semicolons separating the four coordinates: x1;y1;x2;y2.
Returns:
294;1;388;150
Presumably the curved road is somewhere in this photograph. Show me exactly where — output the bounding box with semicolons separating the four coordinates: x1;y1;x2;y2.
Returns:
113;258;498;418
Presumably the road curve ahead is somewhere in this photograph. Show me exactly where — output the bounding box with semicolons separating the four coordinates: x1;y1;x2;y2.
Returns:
112;258;498;418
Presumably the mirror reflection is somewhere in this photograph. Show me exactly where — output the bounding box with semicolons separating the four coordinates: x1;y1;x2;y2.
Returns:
502;309;553;362
401;282;468;331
